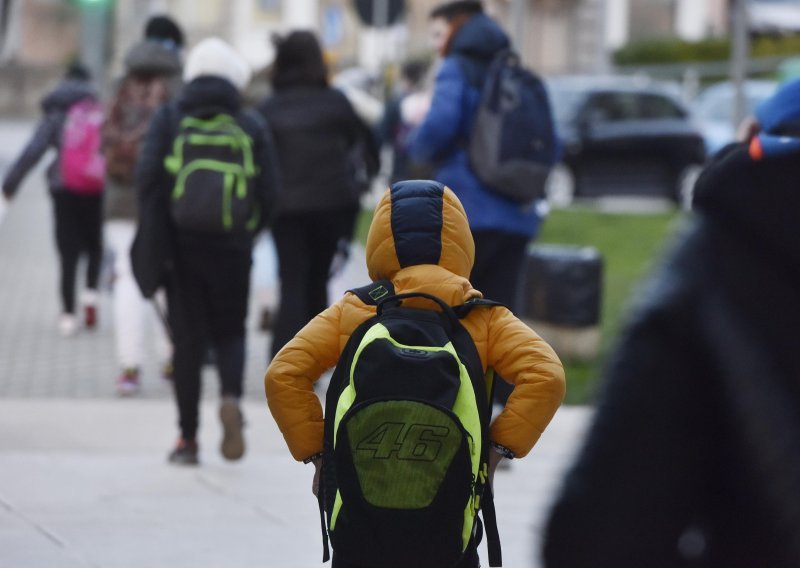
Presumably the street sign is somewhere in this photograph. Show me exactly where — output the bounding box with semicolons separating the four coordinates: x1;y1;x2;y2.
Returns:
353;0;405;27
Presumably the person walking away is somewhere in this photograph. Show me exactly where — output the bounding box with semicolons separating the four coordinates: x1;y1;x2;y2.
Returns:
409;0;558;410
266;181;565;567
378;58;433;183
2;63;104;337
137;37;277;465
259;31;375;360
102;15;184;395
543;79;800;567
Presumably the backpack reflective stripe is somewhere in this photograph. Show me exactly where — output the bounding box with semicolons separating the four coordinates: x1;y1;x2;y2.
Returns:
322;291;498;568
164;113;259;233
330;322;483;551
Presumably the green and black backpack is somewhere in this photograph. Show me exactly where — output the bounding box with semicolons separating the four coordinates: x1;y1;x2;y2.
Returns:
318;281;503;567
164;112;260;234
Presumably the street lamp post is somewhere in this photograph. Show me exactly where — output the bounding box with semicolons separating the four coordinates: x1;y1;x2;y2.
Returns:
77;0;111;89
730;0;750;129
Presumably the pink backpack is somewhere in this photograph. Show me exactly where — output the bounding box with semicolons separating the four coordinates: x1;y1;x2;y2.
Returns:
60;99;106;194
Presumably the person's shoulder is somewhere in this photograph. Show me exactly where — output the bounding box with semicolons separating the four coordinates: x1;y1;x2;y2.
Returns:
237;109;271;138
437;57;467;79
624;219;712;326
325;86;358;111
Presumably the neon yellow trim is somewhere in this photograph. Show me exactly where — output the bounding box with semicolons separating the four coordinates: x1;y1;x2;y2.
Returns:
171;159;243;200
485;368;496;406
446;340;483;550
332;323;393;445
330;490;344;530
330;324;483;550
223;172;233;229
167;114;256;178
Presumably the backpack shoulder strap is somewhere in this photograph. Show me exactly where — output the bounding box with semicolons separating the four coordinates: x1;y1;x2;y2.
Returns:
452;295;505;566
346;280;395;306
453;298;507;319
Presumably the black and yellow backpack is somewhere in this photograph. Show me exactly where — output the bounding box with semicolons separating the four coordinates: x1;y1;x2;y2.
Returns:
318;281;503;567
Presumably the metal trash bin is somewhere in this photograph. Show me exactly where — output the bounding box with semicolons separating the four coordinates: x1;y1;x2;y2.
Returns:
520;244;603;360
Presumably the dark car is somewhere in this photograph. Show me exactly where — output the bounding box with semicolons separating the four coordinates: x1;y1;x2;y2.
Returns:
545;77;707;208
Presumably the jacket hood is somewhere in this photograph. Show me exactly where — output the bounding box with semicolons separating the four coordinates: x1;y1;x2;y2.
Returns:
179;76;241;114
448;13;510;60
41;79;95;112
124;40;182;76
365;180;480;303
693;144;800;277
752;78;800;158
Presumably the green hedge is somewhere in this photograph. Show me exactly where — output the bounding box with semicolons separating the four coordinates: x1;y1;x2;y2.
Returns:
614;34;800;66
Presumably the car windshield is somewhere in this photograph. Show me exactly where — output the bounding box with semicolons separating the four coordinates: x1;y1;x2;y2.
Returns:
546;85;587;127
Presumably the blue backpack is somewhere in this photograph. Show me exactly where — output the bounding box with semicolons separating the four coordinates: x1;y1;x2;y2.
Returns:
468;51;560;205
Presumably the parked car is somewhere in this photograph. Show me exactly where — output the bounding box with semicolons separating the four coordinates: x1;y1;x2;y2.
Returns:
544;76;706;208
692;79;779;156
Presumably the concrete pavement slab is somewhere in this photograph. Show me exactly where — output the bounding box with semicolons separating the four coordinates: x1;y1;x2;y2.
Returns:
0;399;591;567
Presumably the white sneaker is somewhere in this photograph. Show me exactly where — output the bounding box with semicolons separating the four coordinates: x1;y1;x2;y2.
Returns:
58;313;78;337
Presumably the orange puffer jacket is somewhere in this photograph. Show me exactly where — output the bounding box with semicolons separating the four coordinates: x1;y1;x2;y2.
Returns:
265;181;565;462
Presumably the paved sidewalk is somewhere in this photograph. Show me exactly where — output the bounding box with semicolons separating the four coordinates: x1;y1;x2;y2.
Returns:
0;119;592;567
0;399;591;568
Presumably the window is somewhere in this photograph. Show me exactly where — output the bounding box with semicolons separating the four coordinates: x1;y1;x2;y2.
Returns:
584;92;639;123
638;94;686;119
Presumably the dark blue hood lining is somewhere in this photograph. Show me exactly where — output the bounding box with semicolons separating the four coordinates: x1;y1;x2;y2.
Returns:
390;181;445;268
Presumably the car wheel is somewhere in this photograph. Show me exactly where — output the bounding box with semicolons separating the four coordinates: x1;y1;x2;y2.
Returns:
545;164;576;208
677;164;703;210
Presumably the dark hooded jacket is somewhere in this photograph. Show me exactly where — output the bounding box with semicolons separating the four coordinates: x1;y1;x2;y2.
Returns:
2;78;95;197
542;139;800;566
408;14;541;237
104;39;182;220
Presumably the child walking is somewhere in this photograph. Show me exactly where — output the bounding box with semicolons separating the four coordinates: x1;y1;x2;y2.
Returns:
265;180;565;567
2;63;104;336
136;38;277;465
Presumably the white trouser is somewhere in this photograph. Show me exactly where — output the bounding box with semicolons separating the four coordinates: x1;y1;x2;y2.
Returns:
104;220;170;370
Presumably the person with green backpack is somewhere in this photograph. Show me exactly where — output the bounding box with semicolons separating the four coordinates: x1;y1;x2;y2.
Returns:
136;37;278;465
265;181;565;567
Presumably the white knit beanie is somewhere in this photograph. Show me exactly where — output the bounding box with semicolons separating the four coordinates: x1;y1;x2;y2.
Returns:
183;37;252;91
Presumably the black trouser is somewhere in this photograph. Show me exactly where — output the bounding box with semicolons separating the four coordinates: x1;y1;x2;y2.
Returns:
168;241;252;441
270;207;359;359
52;191;103;314
470;229;530;406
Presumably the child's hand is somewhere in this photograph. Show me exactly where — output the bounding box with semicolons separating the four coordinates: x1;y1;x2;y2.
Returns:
312;458;322;497
0;195;8;226
488;447;504;488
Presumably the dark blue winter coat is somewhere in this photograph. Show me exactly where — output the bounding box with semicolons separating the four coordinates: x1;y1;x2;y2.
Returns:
409;14;541;238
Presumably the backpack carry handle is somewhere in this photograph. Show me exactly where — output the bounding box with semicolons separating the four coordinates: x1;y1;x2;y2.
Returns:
377;292;461;327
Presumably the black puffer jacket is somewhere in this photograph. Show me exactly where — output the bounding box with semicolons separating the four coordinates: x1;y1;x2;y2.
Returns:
543;142;800;567
258;86;367;214
2;79;95;197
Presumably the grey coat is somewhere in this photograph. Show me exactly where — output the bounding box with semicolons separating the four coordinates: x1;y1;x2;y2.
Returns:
2;79;95;198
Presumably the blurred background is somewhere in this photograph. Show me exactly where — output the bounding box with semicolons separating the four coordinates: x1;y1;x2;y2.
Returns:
1;2;799;566
2;0;800;404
